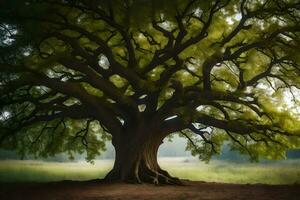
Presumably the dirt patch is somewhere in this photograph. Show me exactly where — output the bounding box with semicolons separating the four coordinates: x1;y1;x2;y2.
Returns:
0;180;299;200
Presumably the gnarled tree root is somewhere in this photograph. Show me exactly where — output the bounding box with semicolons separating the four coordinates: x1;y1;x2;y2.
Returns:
104;164;184;186
139;165;183;185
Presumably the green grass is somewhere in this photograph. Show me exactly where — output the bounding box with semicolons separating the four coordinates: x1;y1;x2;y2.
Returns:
159;158;300;185
0;160;113;183
0;158;300;184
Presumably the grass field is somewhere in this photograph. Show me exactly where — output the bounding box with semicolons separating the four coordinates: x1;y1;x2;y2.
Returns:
0;158;300;185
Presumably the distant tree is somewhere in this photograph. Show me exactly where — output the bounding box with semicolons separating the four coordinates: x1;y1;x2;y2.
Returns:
287;149;300;159
0;0;300;184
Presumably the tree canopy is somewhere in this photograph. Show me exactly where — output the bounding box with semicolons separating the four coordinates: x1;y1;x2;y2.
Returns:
0;0;300;178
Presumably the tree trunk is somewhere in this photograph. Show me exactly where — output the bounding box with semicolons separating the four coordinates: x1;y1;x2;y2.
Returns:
104;124;182;185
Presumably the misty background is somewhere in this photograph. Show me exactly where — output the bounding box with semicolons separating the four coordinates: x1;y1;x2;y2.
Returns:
1;135;300;162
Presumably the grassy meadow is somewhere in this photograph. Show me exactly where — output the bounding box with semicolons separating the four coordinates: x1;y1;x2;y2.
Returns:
0;158;300;185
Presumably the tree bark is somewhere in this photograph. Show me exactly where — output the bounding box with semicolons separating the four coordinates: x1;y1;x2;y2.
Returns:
104;124;182;185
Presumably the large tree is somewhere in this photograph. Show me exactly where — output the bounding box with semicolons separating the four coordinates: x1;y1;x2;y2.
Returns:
0;0;300;184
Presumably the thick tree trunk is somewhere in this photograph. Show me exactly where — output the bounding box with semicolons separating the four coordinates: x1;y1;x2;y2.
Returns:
104;125;182;185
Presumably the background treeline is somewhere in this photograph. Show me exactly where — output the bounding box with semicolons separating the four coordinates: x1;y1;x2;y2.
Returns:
1;136;299;162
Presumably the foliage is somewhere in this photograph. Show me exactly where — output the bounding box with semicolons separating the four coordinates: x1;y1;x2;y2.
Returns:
0;0;300;162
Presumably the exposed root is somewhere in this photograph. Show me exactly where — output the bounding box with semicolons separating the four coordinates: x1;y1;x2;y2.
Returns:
104;166;183;185
158;168;183;185
142;172;183;185
138;165;183;185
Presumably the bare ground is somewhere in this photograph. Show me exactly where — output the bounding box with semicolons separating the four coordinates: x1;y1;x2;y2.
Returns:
0;180;299;200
